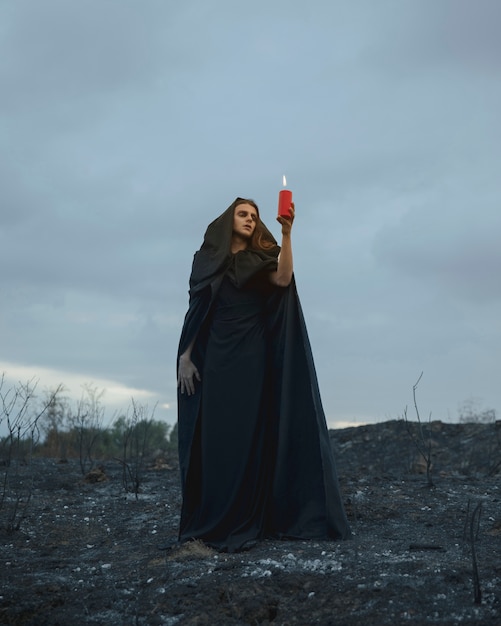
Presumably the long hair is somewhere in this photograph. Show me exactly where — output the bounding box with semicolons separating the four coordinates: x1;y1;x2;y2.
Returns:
233;198;276;251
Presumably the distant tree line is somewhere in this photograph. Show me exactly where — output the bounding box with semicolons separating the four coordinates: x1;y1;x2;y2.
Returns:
0;380;178;469
458;397;497;424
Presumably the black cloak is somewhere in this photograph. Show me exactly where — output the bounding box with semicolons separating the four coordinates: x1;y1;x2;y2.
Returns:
177;198;351;552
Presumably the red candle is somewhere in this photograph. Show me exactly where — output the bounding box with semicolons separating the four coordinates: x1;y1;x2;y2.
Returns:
278;175;293;218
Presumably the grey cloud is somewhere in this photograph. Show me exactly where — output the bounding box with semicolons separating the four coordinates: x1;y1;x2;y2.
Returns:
1;1;172;112
372;194;501;303
2;0;501;427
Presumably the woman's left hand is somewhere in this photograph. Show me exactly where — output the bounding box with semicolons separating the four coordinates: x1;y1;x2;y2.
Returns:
276;202;295;236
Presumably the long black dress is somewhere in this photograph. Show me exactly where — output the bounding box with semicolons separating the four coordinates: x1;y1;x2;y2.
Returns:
177;199;351;552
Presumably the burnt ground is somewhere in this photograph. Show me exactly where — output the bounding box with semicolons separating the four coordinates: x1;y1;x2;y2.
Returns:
1;419;500;625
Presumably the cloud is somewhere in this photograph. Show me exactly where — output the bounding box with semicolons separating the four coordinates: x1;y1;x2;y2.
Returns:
372;184;501;303
0;360;173;437
1;0;501;428
0;1;172;113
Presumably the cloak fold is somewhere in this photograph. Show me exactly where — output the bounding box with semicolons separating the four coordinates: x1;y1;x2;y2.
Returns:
177;199;350;551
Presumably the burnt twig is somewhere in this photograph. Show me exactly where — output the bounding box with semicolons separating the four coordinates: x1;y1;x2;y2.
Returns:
470;502;482;604
402;372;434;487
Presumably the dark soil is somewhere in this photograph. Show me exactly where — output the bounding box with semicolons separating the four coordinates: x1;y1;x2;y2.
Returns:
1;419;500;625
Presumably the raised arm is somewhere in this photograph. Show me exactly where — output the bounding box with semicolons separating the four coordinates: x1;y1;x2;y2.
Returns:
269;202;295;287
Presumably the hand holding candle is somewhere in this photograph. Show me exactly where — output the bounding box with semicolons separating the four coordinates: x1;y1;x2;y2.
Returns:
273;176;295;286
278;175;293;219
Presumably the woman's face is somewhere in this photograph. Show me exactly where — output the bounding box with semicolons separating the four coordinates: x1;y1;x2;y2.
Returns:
233;203;258;240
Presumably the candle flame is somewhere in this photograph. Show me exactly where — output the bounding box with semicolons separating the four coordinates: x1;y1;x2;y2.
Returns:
282;175;287;187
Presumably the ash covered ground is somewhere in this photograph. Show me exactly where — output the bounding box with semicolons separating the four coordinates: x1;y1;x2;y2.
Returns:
1;420;500;625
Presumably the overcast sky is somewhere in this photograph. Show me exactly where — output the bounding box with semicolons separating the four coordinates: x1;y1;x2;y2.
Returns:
1;0;500;432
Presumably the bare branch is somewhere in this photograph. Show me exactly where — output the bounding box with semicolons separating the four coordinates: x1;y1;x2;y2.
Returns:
402;373;434;487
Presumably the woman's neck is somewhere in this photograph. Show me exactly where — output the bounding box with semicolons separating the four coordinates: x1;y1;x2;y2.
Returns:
231;236;248;254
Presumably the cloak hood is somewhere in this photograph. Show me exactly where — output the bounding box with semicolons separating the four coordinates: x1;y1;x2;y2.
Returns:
189;198;280;295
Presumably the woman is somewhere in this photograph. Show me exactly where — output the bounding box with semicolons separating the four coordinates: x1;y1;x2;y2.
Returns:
177;197;350;552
